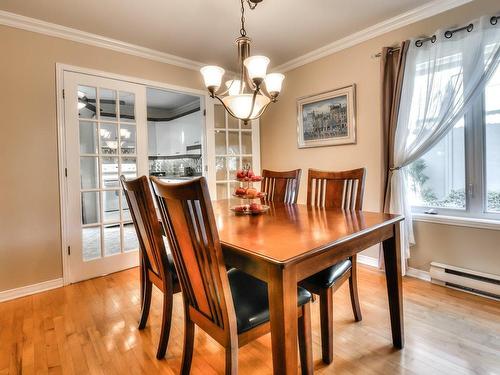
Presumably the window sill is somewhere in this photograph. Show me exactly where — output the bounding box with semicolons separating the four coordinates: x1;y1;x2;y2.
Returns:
412;213;500;231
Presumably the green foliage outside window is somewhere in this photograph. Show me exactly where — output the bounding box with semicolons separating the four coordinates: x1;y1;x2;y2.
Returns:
408;158;500;211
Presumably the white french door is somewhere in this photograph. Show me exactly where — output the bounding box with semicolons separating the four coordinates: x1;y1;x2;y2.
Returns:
63;72;147;283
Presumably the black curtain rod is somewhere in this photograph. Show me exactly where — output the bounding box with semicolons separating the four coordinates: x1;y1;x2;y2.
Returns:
415;16;499;47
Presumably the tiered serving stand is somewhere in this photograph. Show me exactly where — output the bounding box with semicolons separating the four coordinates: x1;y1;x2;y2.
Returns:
230;174;270;215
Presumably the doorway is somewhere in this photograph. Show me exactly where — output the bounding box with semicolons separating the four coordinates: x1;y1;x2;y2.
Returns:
59;66;260;284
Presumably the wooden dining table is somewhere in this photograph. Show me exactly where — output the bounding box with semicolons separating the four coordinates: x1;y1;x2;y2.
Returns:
213;199;405;375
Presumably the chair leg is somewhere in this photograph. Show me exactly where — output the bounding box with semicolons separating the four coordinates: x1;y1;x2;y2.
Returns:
156;287;174;359
319;288;334;364
298;303;313;375
180;317;195;375
225;345;238;375
138;276;152;330
139;256;144;307
349;256;362;322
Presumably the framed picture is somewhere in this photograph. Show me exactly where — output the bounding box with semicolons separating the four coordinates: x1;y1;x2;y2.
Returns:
297;84;356;148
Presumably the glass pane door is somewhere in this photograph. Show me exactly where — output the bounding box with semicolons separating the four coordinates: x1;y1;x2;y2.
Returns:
78;85;140;260
64;71;147;283
213;104;260;199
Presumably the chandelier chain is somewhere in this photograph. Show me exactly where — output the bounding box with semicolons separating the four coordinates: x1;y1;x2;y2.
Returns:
240;0;246;36
239;0;258;37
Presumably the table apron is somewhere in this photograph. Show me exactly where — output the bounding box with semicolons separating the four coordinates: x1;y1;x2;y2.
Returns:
295;224;394;281
222;246;273;282
222;223;395;283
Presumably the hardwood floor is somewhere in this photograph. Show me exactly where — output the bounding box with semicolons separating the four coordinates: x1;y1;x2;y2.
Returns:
0;265;498;375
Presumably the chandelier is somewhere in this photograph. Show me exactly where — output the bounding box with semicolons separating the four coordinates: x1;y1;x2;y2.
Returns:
200;0;284;124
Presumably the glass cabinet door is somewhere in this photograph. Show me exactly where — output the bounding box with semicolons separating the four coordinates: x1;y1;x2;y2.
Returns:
213;104;260;199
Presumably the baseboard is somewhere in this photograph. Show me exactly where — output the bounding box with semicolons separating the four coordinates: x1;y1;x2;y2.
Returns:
0;278;63;303
406;267;432;282
356;254;432;283
357;254;379;268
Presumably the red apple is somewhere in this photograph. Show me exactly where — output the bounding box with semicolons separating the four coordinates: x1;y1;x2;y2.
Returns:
233;205;246;212
247;170;255;178
250;175;262;182
235;187;247;196
249;203;262;212
236;169;246;179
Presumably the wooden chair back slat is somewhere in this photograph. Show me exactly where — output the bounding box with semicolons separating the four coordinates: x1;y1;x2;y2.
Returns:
262;169;302;204
120;175;169;280
151;176;235;331
307;168;366;210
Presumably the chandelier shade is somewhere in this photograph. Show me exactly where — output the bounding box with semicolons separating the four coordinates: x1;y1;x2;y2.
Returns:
199;0;284;123
243;55;270;81
200;66;225;91
222;94;271;120
264;73;285;95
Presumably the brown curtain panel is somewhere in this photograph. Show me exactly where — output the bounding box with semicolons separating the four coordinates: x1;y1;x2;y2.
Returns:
381;41;410;213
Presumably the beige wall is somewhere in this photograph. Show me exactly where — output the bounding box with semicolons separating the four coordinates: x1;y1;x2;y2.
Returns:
1;0;499;293
0;25;203;292
260;0;500;272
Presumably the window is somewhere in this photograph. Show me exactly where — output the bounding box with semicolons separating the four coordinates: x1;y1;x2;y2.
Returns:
408;48;500;220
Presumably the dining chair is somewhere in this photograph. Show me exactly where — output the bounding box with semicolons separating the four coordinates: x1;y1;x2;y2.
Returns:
150;176;313;375
261;169;302;204
120;175;181;359
300;168;365;364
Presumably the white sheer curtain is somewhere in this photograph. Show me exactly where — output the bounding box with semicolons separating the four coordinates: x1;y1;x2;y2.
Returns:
384;16;500;274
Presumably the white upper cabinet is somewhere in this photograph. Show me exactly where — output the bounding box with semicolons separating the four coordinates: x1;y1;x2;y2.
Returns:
150;111;203;156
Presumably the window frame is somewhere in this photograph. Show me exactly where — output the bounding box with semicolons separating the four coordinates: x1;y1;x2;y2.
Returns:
410;49;500;221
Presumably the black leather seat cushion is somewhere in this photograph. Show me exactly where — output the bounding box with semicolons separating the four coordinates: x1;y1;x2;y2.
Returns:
227;268;312;334
303;259;352;289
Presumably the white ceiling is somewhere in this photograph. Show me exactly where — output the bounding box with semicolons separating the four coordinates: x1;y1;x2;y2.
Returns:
0;0;437;70
147;88;199;110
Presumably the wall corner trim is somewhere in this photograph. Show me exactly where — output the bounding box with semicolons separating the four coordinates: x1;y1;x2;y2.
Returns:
357;254;380;268
0;10;205;71
0;278;64;303
272;0;473;72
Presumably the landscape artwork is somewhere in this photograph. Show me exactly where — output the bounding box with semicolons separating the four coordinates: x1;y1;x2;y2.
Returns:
297;85;356;148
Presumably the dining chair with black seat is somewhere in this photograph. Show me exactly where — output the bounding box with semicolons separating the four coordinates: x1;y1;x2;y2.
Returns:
261;169;302;204
120;175;181;359
150;176;314;375
299;168;365;364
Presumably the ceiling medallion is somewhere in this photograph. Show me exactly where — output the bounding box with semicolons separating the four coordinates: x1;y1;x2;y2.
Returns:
200;0;284;124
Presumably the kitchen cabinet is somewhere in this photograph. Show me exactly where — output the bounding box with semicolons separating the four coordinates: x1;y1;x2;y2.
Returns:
149;111;203;156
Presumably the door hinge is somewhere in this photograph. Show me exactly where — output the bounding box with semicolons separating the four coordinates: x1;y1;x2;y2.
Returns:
67;246;71;255
64;167;68;177
204;165;208;172
62;89;65;99
203;109;206;116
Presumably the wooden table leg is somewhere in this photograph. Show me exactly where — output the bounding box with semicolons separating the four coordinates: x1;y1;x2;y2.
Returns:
268;264;299;375
382;223;405;349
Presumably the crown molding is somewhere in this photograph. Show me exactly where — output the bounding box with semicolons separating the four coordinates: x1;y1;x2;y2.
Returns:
0;10;205;71
1;0;472;74
272;0;473;72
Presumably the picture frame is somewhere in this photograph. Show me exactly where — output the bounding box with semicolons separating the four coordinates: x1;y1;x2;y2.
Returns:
297;84;356;148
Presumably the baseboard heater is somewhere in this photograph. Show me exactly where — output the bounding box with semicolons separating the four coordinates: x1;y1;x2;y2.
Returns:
429;262;500;300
